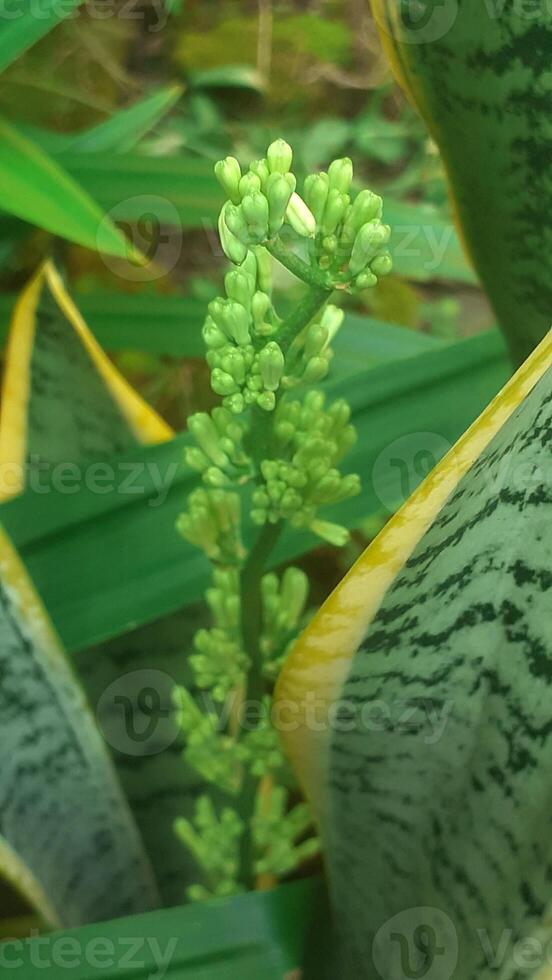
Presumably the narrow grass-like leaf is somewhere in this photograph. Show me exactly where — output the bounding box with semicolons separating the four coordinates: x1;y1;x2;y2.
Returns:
0;120;139;259
0;0;85;73
21;84;184;155
276;332;552;978
0;330;510;653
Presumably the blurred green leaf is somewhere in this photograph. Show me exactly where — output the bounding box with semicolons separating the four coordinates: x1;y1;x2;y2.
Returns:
14;877;332;979
0;119;138;258
0;0;85;73
21;85;184;155
189;64;265;92
0;330;509;653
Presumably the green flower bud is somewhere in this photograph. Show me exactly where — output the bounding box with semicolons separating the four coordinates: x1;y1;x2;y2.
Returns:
302;355;329;383
241;192;269;241
267;138;293;174
285;192;316;238
240;249;258;280
267;173;294;235
249;158;270;189
254;246;272;293
211;368;238;396
304;322;329;360
238;172;261;199
218;206;247;264
214;156;242;205
258;341;285;391
281;567;309;627
342;190;383;242
349;220;391;276
224;203;250;244
224;392;245;415
189;412;229;468
321;188;349;236
355;270;378;290
222;301;251;346
370;252;393;277
225;269;255;307
220;349;247;385
328;157;353;194
257;391;276;412
185;447;210;472
202;316;227;349
322;234;338;254
303;172;329;225
310;519;350;547
320;304;344;343
204;467;230;488
251;290;271;326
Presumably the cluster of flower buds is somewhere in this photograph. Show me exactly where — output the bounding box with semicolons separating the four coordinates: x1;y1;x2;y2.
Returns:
202;249;288;414
174;686;247;795
243;697;287;778
252;786;320;878
284;304;344;389
185;408;252;487
303;158;393;290
251;391;360;545
177;488;244;564
190;569;247;702
174;796;244;901
215;140;392;293
260;567;309;679
216;140;316;259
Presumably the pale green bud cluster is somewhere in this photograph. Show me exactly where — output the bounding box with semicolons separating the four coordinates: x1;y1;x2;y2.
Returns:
173;686;246;794
243;697;287;778
176;138;393;899
303;161;392;290
284;304;344;389
202;249;287;414
190;569;248;702
184;409;251;487
253;786;321;878
261;567;309;679
177;488;243;564
251;391;360;544
215;140;316;251
175;796;244;901
215;143;392;294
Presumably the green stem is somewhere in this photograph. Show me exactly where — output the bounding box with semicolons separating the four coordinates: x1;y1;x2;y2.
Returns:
278;284;332;354
266;236;331;290
236;278;331;887
238;520;282;887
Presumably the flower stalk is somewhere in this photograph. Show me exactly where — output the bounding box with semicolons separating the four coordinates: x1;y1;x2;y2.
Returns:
174;140;392;900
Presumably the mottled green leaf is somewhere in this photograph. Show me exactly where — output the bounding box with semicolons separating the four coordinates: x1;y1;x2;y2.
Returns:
0;525;160;927
370;0;552;360
277;333;552;978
